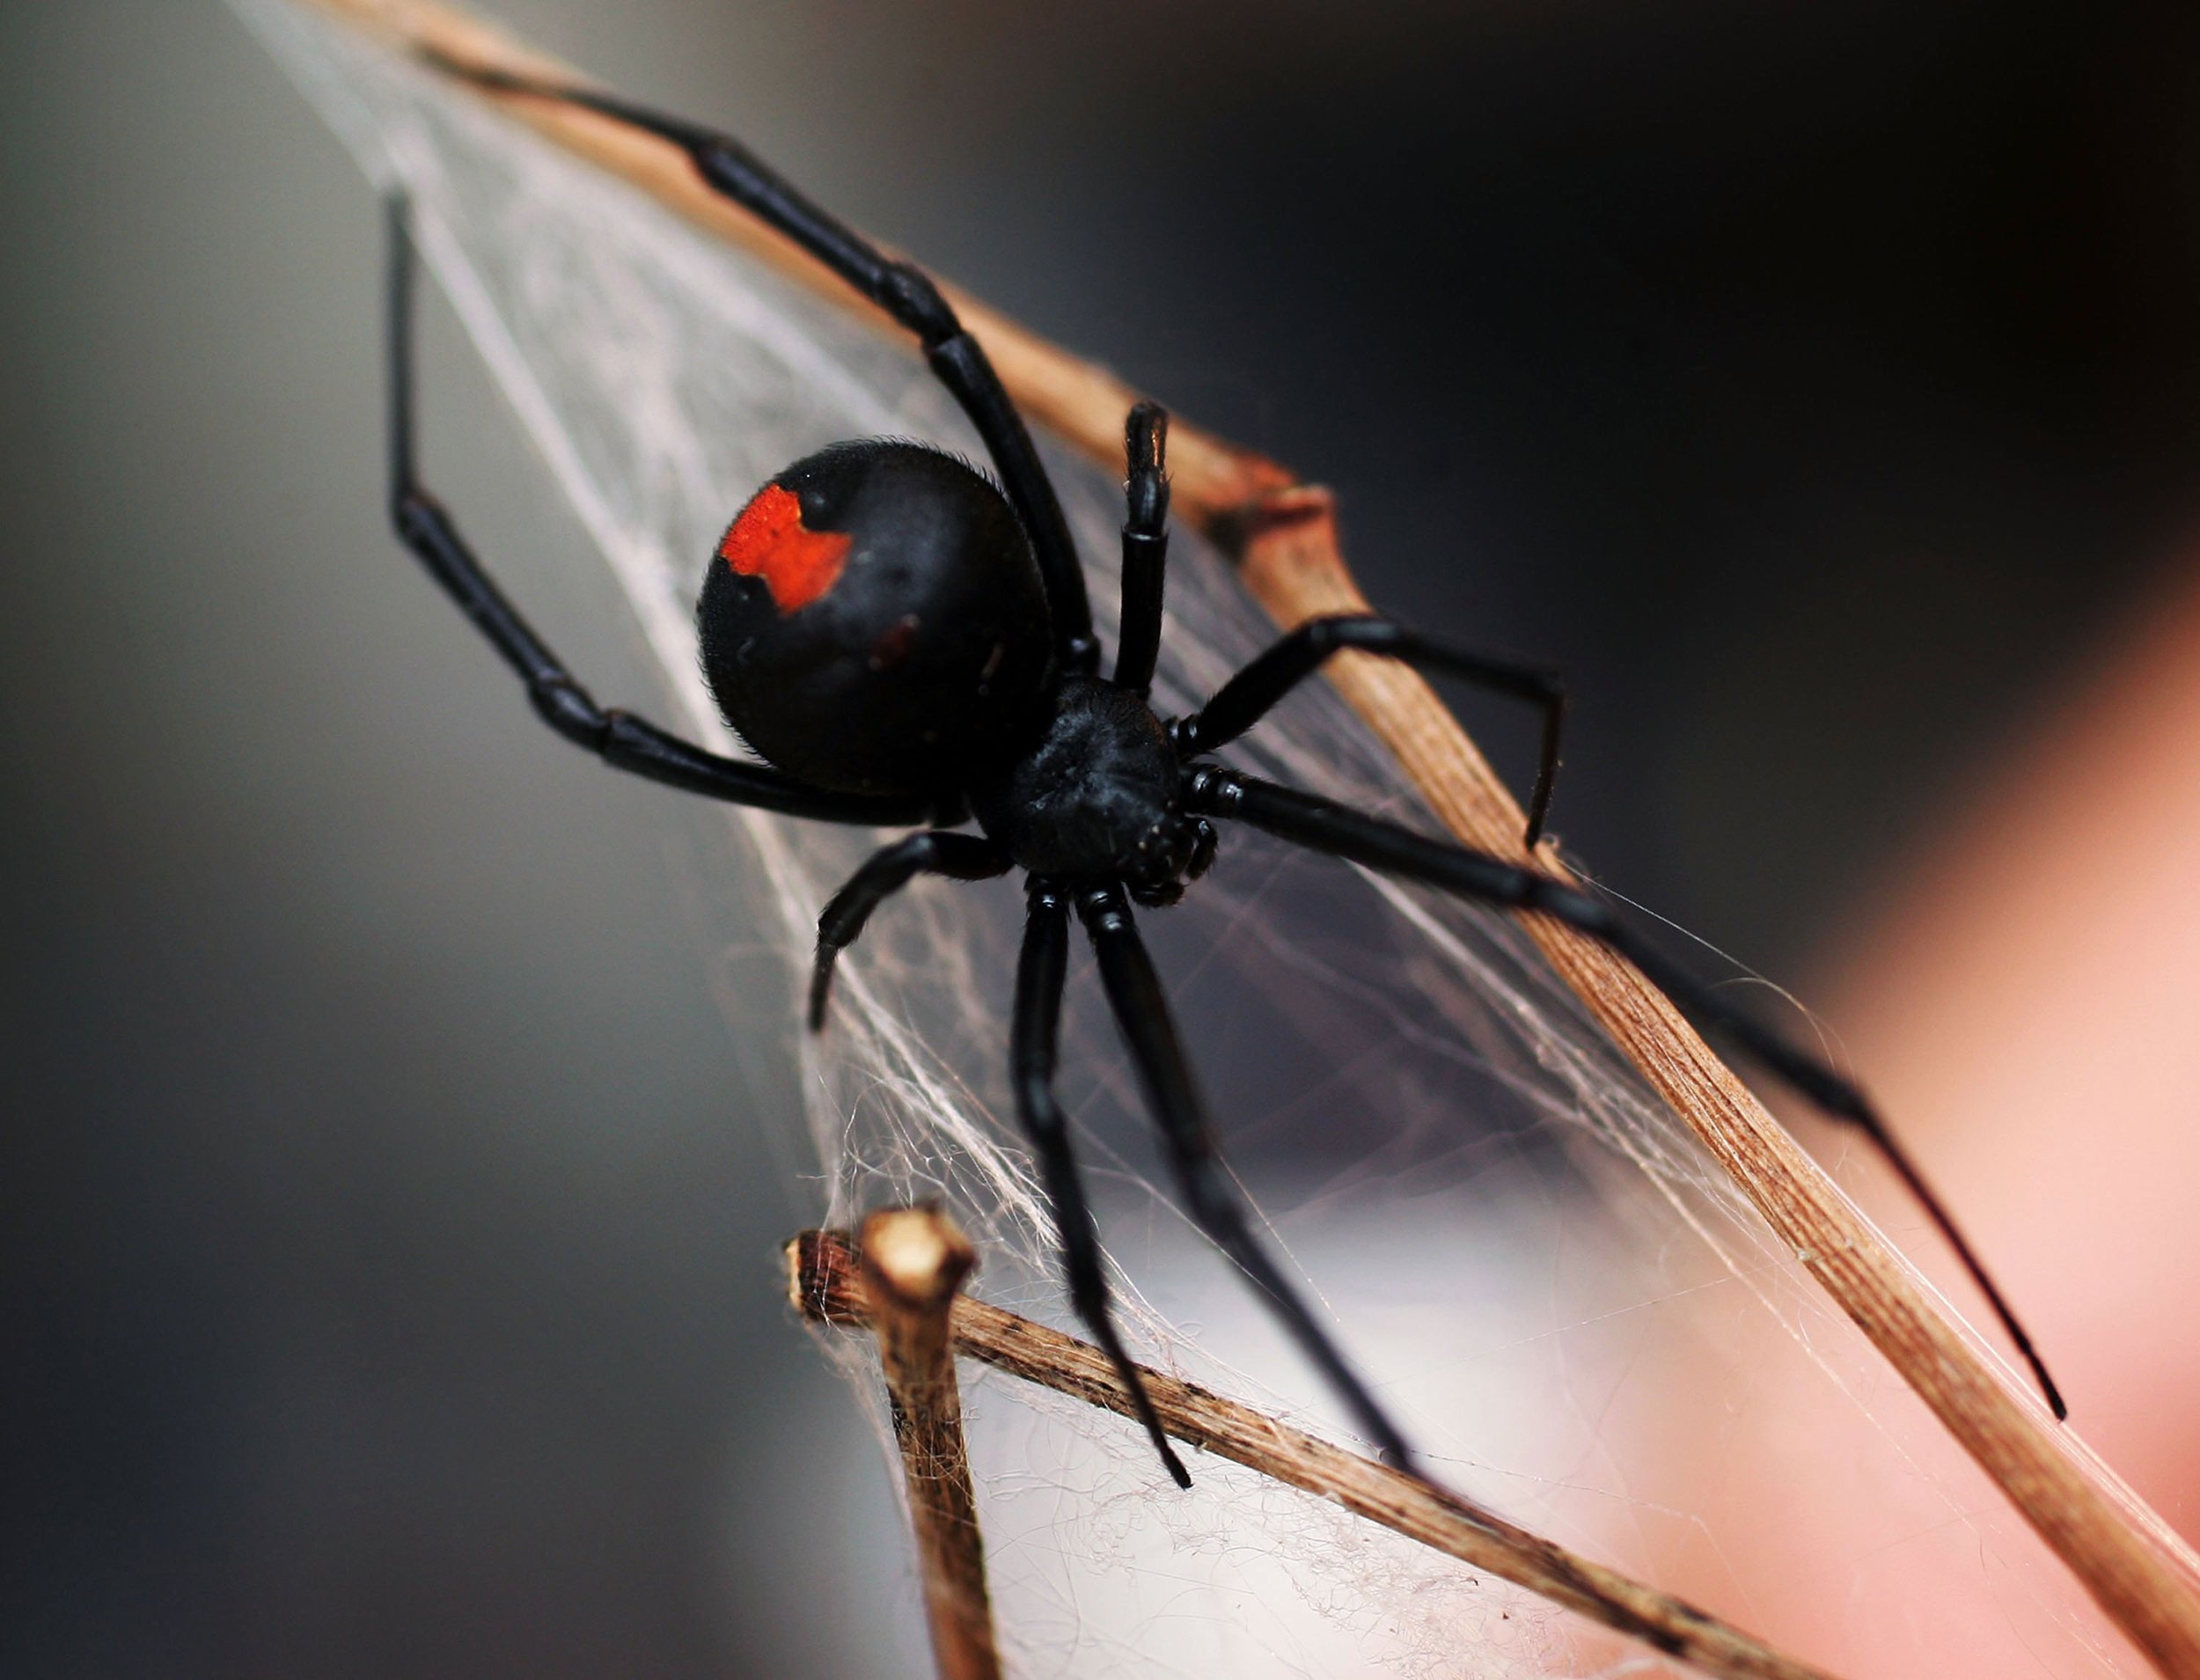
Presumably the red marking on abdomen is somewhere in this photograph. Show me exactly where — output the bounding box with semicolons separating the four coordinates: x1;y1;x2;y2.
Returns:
718;483;851;613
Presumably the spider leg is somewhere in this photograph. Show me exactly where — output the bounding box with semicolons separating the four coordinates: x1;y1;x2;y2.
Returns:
382;198;928;825
420;55;1096;675
809;833;1012;1030
1112;403;1170;694
1015;882;1192;1487
1184;764;2069;1420
1176;619;1566;845
1074;883;1420;1469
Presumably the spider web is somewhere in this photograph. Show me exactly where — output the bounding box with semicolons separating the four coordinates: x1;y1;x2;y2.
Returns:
231;4;2137;1674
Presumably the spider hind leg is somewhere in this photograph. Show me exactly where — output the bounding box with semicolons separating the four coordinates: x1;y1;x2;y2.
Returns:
378;196;930;826
417;54;1098;672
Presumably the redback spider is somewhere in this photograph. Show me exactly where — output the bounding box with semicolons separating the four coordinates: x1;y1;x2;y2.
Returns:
384;55;2065;1485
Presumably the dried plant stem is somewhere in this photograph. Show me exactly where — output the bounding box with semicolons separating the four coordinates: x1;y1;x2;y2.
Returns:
853;1210;1002;1680
286;3;2200;1669
1228;499;2200;1674
793;1226;1838;1680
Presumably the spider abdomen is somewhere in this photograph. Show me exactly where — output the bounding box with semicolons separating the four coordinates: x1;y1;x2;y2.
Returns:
698;441;1054;796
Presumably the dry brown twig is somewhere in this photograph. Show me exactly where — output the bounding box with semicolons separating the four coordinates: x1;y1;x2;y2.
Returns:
854;1210;1002;1680
282;2;2200;1670
794;1221;1837;1680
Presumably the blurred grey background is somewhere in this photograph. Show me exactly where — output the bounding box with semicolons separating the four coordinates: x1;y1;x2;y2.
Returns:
4;1;2196;1675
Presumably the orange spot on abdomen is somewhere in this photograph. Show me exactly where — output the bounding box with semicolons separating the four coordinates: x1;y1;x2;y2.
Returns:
718;483;851;613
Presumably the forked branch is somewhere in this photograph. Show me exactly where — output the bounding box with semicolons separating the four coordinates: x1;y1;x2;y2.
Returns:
792;1223;1837;1680
854;1209;1002;1680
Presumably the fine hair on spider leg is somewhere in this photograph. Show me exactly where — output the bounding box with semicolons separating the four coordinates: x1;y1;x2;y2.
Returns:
370;43;2068;1502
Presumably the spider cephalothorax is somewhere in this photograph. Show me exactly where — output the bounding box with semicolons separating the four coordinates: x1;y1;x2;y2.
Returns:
966;673;1215;906
384;57;2070;1493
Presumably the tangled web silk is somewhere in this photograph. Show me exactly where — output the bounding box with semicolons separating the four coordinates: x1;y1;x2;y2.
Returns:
235;4;2135;1673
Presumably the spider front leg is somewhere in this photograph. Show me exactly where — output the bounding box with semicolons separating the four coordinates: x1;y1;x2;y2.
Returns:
1014;882;1191;1487
1176;619;1566;845
1075;884;1420;1470
808;833;1012;1029
1184;763;2070;1421
1113;402;1170;694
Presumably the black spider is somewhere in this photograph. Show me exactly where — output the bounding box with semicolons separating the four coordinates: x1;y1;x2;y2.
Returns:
384;60;2064;1484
